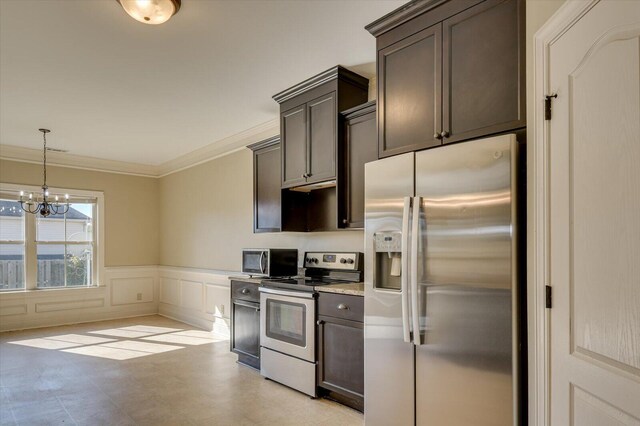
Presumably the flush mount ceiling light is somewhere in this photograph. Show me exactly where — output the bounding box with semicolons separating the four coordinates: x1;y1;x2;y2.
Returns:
117;0;181;25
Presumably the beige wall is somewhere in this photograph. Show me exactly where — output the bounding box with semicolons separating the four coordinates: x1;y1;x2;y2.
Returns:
159;148;364;271
0;159;160;267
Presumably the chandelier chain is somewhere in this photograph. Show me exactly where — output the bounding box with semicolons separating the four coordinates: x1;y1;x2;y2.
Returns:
43;130;47;189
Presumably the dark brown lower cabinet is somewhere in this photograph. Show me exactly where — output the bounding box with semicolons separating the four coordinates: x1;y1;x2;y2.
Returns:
230;280;260;370
317;293;364;411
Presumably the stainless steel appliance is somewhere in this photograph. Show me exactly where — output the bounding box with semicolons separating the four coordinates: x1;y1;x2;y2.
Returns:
259;251;363;397
241;248;298;277
364;134;521;425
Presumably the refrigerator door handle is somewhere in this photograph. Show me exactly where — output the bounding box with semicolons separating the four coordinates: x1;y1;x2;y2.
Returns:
401;196;411;343
411;196;422;345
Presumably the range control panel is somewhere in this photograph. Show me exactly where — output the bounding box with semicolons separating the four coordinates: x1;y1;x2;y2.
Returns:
304;252;361;271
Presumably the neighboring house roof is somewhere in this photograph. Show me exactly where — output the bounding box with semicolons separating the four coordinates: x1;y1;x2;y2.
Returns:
0;200;89;220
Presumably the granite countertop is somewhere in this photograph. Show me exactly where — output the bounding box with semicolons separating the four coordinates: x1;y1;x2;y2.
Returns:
316;282;364;297
228;276;264;285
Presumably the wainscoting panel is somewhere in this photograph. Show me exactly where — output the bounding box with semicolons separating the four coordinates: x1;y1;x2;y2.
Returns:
157;267;231;339
160;277;180;306
35;298;105;313
0;266;158;332
0;304;27;316
0;266;235;336
111;276;155;306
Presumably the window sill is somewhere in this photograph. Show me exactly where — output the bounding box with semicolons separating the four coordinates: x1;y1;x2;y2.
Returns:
0;285;106;300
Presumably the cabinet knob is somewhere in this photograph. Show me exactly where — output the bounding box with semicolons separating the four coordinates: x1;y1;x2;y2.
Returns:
317;320;324;325
337;303;349;310
241;289;250;294
434;133;442;140
302;173;310;179
342;219;348;224
440;131;450;138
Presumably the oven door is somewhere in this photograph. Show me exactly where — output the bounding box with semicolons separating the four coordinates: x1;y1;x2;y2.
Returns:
242;249;268;276
260;287;315;362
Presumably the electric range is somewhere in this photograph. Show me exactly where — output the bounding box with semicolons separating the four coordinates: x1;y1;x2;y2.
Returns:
258;251;363;397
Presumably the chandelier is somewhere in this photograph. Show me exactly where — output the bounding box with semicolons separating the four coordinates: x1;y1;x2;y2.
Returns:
19;129;70;217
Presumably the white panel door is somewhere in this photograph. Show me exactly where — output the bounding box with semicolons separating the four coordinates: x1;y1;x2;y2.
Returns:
548;1;640;425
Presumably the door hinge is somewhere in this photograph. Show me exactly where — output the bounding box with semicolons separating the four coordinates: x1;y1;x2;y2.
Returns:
545;285;552;309
544;94;557;121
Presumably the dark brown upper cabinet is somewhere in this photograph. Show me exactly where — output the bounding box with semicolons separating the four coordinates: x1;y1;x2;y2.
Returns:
378;23;442;157
248;137;281;233
339;101;377;229
367;0;525;158
274;66;368;190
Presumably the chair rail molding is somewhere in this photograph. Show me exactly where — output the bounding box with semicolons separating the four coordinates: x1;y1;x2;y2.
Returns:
531;1;600;425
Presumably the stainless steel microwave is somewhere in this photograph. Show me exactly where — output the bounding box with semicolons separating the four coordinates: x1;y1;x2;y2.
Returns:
241;249;298;277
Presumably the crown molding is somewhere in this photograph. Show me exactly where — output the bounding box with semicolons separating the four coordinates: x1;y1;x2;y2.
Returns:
156;118;279;177
0;144;159;177
0;118;280;179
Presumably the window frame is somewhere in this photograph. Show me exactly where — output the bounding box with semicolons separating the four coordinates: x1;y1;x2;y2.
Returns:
0;183;105;292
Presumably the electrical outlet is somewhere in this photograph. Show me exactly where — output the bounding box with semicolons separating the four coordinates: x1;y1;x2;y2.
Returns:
137;293;142;301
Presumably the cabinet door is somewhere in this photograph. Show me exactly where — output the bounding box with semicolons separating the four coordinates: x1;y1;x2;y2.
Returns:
442;0;525;143
307;92;337;184
281;104;308;188
341;110;377;228
254;143;281;233
317;316;364;406
378;23;442;158
231;300;260;360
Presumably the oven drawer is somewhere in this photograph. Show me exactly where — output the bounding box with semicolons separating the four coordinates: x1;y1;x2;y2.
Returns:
231;280;260;303
318;292;364;323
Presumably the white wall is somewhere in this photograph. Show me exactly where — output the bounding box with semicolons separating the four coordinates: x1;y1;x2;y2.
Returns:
0;266;158;332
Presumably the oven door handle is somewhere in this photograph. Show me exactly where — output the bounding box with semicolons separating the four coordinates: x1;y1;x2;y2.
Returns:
259;286;315;299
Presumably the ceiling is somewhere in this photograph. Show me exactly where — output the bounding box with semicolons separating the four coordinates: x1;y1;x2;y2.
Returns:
0;0;404;166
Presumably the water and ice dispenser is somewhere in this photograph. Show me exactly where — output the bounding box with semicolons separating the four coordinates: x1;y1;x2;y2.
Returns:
374;231;403;290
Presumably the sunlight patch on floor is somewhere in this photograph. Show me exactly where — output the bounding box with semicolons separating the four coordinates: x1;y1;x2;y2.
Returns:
7;324;221;360
142;331;225;345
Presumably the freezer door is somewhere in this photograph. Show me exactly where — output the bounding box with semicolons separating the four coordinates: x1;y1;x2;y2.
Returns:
364;153;415;426
414;134;518;426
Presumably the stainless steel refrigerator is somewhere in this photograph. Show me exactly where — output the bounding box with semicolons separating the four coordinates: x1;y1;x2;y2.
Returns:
364;134;521;425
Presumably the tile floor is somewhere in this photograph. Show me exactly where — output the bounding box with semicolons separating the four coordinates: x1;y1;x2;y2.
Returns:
0;315;363;425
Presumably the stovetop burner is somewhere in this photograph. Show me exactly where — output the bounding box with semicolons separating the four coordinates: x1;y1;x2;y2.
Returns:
261;276;352;291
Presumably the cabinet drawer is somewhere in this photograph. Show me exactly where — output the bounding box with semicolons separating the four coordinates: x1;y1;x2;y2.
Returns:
318;293;363;322
231;280;260;303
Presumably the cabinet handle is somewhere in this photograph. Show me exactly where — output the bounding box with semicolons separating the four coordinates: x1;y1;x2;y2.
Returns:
241;289;250;294
440;131;450;139
342;219;348;224
337;303;349;310
302;173;310;179
433;133;442;140
317;320;324;325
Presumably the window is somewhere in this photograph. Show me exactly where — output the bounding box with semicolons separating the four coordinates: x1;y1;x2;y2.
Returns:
36;203;94;288
0;185;102;291
0;200;25;290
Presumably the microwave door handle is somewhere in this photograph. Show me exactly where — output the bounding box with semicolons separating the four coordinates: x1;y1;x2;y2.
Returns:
411;196;422;346
259;251;266;274
401;196;411;343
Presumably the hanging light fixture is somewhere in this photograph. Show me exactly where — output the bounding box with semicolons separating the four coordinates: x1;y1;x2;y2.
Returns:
19;129;70;218
117;0;181;25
